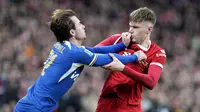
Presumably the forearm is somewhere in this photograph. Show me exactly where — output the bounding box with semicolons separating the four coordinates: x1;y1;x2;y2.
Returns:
86;42;126;53
122;65;162;90
92;53;138;66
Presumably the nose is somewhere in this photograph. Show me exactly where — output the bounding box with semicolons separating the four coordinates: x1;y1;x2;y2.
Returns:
82;24;85;29
129;27;134;33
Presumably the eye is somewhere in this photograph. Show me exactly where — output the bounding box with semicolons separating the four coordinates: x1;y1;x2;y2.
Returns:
79;21;84;25
133;26;139;28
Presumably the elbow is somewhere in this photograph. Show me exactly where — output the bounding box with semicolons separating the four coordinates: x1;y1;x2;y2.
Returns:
147;85;154;90
145;77;157;90
146;82;156;90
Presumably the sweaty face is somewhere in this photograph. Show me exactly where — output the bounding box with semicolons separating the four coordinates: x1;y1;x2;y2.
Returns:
128;21;150;44
70;16;86;40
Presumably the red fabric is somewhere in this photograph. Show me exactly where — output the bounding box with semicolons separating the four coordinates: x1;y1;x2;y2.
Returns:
96;97;142;112
123;65;162;90
96;33;166;109
95;34;122;47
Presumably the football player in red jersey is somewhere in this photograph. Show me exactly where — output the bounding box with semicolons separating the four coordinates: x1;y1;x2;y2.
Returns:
95;7;166;112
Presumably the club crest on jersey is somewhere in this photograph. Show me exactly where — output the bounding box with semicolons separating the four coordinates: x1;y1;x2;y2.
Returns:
139;60;148;67
156;50;166;57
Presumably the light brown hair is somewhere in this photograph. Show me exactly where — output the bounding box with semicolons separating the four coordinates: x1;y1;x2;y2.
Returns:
130;7;156;25
49;9;76;42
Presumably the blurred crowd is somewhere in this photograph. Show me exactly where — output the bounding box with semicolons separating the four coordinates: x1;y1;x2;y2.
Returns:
0;0;200;112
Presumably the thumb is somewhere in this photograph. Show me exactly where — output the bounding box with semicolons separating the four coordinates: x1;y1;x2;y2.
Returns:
109;53;117;60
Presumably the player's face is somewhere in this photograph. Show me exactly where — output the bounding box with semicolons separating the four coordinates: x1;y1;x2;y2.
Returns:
70;16;86;40
128;21;150;44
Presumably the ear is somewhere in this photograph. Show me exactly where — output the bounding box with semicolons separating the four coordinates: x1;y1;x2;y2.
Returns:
70;29;75;36
147;27;153;34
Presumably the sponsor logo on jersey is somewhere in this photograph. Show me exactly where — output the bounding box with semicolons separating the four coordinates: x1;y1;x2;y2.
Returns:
156;50;166;58
71;71;80;81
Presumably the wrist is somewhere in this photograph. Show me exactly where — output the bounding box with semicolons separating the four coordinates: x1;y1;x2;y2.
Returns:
132;54;138;62
122;42;127;47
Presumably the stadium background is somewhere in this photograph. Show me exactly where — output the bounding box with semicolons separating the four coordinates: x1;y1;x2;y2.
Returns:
0;0;200;112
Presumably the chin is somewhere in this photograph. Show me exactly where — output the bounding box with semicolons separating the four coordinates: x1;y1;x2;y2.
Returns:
131;40;140;44
82;37;86;40
132;39;137;44
131;42;136;44
84;35;87;39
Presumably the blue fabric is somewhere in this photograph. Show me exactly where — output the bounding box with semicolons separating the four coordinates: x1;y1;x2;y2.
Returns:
14;41;137;112
85;42;126;53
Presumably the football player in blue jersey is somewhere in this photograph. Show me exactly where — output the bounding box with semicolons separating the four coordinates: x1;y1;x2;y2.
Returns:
14;9;146;112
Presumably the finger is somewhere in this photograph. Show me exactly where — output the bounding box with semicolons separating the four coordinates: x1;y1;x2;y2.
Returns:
121;33;126;37
127;33;131;38
122;32;129;35
103;64;111;68
102;67;111;71
122;32;129;38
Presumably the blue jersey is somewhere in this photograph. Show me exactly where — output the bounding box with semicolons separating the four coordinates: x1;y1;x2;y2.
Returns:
14;41;138;112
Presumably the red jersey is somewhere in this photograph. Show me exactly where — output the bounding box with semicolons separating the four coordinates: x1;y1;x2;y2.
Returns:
96;34;166;105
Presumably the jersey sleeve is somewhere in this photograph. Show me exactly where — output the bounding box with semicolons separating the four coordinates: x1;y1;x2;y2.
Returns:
150;49;166;69
84;42;126;53
95;34;122;47
70;48;138;67
122;49;166;90
93;53;138;66
123;65;163;90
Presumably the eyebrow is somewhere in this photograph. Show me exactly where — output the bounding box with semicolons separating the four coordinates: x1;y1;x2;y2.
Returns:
129;23;140;28
78;20;83;24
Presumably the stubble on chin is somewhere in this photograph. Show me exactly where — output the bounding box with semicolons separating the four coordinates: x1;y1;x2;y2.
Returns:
132;42;137;44
131;35;140;44
131;38;138;44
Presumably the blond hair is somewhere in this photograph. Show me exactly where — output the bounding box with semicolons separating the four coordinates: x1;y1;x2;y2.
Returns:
130;7;156;25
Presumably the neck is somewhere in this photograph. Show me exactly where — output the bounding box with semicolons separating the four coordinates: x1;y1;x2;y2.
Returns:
69;37;83;47
141;36;150;49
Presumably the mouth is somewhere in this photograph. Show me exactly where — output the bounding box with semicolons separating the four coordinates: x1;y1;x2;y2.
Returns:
131;35;138;43
84;31;86;37
131;35;135;40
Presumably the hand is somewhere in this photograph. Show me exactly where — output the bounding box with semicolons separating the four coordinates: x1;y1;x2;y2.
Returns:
134;50;147;61
121;32;131;47
102;53;125;72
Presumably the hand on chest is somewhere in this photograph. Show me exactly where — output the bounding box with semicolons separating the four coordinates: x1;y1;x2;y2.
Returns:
118;49;151;72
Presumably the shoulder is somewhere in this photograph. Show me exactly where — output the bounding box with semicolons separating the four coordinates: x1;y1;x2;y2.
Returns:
108;33;122;44
151;41;166;54
151;41;162;50
149;41;166;68
53;42;83;56
96;33;122;46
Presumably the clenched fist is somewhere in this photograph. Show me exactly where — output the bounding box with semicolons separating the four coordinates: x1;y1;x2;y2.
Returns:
134;50;147;61
121;32;131;47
